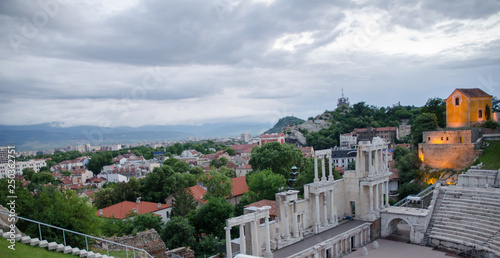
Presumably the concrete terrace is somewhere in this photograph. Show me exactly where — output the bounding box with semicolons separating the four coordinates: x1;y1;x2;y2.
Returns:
272;220;366;257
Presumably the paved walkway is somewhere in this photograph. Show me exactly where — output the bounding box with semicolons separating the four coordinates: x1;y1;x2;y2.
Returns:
272;220;366;257
345;239;461;258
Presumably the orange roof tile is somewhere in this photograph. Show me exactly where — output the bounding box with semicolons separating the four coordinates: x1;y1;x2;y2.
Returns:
231;176;248;197
188;185;208;204
97;201;171;219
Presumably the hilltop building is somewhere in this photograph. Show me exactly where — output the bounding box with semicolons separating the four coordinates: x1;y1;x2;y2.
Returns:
337;87;349;109
446;88;493;128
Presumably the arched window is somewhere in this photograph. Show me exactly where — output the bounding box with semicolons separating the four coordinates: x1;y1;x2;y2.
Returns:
455;97;459;105
479;109;483;118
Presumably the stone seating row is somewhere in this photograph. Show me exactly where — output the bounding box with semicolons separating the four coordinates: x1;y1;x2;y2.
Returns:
440;201;500;215
441;196;500;209
435;218;499;235
429;233;500;256
0;229;114;258
436;206;500;225
442;193;500;204
430;224;491;243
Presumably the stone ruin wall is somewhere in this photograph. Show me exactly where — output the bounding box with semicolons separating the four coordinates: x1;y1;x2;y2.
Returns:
93;229;167;257
420;143;476;170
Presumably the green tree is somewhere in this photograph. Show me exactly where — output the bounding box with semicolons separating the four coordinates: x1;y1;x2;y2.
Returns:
22;168;35;181
128;213;163;234
421;98;446;128
249;142;306;179
347;160;356;170
114;178;141;203
171;188;198;218
219;166;236;178
393;146;410;162
95;187;117;209
192;197;234;238
210;157;228;169
247;169;287;200
398;182;423;199
225;147;236;156
189;166;204;175
141;165;175;203
395;151;421;184
29;188;102;248
29;172;56;191
199;170;232;200
162;217;196;249
492;96;500;112
411;113;438;145
86;152;113;175
485;104;491;121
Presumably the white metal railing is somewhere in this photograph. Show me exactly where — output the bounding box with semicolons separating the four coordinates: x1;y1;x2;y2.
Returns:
0;210;153;258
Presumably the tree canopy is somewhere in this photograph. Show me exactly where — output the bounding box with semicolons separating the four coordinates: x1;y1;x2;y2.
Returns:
198;170;232;200
247;169;287;200
249;142;306;179
411;113;438;145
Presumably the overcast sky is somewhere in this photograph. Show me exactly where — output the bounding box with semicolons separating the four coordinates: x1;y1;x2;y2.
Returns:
1;0;499;128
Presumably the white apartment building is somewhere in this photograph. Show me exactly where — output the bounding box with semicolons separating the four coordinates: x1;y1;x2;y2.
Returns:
0;159;47;178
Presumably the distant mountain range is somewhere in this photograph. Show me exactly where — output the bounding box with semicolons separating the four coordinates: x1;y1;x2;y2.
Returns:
0;122;271;151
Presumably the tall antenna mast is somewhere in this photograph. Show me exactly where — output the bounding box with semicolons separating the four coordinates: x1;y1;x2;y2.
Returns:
342;86;344;98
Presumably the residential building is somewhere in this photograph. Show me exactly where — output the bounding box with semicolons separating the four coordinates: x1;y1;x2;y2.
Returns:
97;173;128;183
398;119;411;139
259;133;285;145
0;147;9;164
446;88;494;128
299;146;314;158
339;132;357;149
0;159;47;178
331;147;357;169
241;133;252;142
352;127;398;145
97;200;172;223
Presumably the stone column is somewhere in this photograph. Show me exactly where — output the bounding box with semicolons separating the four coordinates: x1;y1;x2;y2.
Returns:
321;156;326;182
251;221;259;256
264;217;271;256
328;153;334;181
314;193;320;233
386;181;390;207
225;226;232;257
375;149;379;174
292;203;299;237
369;185;373;213
284;201;290;240
314;155;319;183
368;151;372;174
239;224;246;254
375;183;380;211
322;194;327;227
385;148;388;172
329;190;335;224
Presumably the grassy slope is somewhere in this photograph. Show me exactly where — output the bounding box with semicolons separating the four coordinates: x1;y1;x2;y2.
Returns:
0;238;133;258
477;140;500;169
0;238;74;258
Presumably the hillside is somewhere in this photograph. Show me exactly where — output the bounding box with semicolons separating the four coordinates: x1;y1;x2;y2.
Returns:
264;116;305;134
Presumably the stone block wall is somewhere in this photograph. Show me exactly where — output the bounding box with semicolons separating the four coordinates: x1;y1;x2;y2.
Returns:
419;143;476;170
93;229;167;257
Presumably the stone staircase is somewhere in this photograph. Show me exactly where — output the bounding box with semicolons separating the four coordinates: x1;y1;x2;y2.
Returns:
427;186;500;256
1;229;114;258
420;188;445;246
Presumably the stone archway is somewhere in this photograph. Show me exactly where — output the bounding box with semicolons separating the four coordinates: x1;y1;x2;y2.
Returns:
384;217;412;243
380;210;428;245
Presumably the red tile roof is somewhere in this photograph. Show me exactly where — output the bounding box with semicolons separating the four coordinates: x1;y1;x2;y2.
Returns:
97;201;171;219
231;176;249;197
230;144;257;151
188;185;208;204
456;88;492;98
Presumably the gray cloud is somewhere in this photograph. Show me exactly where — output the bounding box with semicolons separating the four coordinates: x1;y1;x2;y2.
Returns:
0;0;499;127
